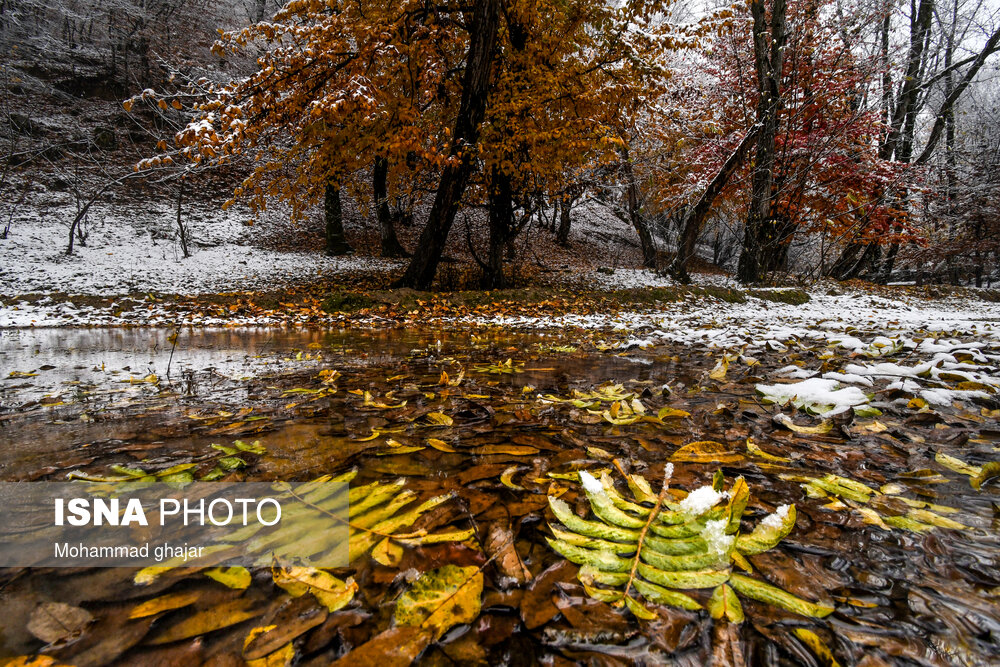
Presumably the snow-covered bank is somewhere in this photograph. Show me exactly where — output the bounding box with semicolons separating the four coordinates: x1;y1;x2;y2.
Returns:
477;289;1000;345
0;204;402;296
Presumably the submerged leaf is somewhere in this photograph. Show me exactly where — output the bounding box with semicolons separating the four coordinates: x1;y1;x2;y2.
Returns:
671;441;745;463
205;566;252;589
972;462;1000;491
793;628;843;667
395;564;483;638
128;591;201;619
934;451;981;477
272;566;357;612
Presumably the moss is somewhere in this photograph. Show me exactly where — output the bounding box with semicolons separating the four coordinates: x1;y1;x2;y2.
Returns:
696;286;748;303
749;288;810;305
973;289;1000;303
320;291;377;313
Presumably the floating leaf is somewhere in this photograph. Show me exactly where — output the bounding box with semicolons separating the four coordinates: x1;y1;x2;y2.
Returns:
395;564;483;638
362;391;407;409
773;413;833;434
735;505;796;555
746;437;791;463
934;451;981;477
658;406;691;420
546;468;819;619
904;509;968;530
709;356;730;380
728;573;834;618
708;583;745;623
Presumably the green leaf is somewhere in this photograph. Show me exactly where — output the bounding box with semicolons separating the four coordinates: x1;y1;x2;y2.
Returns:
708;584;744;623
735;505;796;555
546;469;820;620
624;595;657;620
728;573;834;618
631;579;703;610
218;456;246;470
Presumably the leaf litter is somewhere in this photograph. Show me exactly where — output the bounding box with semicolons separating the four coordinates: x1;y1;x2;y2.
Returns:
0;323;998;665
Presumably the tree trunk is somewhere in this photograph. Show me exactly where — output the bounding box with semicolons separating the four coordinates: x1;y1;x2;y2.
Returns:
485;168;513;288
325;182;352;256
761;211;797;273
392;0;501;289
556;198;572;247
177;179;189;259
830;239;880;281
373;156;409;257
621;143;657;269
737;0;787;285
670;126;759;283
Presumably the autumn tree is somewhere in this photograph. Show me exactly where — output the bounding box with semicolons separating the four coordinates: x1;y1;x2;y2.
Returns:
827;0;1000;282
172;0;470;258
654;0;907;283
172;0;682;287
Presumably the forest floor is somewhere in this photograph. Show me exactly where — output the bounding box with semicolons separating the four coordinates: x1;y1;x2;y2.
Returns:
2;196;1000;333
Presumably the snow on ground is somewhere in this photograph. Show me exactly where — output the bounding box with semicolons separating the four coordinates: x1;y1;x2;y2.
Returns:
0;203;402;296
477;288;1000;347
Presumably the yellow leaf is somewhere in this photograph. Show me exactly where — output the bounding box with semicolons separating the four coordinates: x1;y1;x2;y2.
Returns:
671;441;744;463
746;437;791;463
793;628;842;667
424;412;453;426
773;413;833;435
395;564;483;639
244;626;295;667
134;566;173;586
272;566;357;612
427;438;457;452
657;406;690;420
128;590;201;619
372;538;404;567
205;566;252;589
709;356;729;380
471;444;538;456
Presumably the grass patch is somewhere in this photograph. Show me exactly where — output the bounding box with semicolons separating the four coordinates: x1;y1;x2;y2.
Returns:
748;288;810;305
320;291;377;313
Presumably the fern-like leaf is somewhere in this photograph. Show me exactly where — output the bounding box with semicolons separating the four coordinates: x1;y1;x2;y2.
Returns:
546;464;833;620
